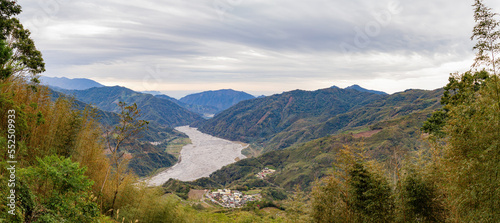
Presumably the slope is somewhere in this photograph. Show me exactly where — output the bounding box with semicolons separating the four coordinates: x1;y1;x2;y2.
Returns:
155;94;219;117
179;89;255;114
194;106;438;192
197;87;385;150
50;89;187;177
61;86;205;127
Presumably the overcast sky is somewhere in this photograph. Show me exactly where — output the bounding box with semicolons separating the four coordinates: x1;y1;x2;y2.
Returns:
18;0;500;98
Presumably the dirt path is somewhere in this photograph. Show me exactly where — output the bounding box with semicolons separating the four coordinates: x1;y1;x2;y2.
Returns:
147;126;247;186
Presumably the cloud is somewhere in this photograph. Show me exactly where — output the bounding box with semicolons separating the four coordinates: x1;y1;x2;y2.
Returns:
17;0;500;96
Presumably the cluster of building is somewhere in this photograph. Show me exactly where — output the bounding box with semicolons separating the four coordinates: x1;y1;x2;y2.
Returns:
206;189;259;208
255;167;276;179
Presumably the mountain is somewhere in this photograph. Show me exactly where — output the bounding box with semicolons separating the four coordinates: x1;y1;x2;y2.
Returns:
197;108;437;192
345;84;387;95
59;86;204;127
155;94;219;118
198;87;442;152
198;87;382;148
40;76;104;90
141;90;163;95
179;89;255;114
49;87;187;177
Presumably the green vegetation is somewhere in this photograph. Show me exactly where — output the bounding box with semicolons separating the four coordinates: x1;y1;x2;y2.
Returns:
203;107;434;193
199;87;441;153
164;137;191;159
1;0;500;222
60;86;204;127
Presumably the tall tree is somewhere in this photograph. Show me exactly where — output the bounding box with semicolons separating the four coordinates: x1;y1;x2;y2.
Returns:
312;145;394;223
472;0;500;107
0;0;45;79
472;0;500;75
102;101;148;216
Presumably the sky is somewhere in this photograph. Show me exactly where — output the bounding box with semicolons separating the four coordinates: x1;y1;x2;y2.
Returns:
17;0;500;98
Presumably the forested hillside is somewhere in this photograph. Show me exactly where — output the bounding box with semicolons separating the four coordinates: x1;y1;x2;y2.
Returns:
189;104;435;192
1;0;500;222
60;86;205;127
199;87;442;152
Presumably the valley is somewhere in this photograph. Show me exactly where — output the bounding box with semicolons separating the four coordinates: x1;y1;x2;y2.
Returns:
147;126;247;186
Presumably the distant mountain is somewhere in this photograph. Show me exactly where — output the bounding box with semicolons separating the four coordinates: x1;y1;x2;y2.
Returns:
345;84;387;95
179;89;255;114
141;91;163;95
198;87;442;151
59;86;204;127
40;76;104;90
155;94;219;118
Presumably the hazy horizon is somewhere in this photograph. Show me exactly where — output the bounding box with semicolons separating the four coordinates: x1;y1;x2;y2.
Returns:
19;0;500;96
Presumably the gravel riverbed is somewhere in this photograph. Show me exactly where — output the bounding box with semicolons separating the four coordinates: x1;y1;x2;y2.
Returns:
147;126;247;186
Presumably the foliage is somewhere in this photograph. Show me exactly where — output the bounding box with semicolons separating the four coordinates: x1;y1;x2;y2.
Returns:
17;155;99;222
0;0;45;79
420;2;500;222
103;101;148;216
400;169;445;222
434;78;500;221
0;39;12;79
422;70;490;136
311;145;393;223
471;0;500;76
282;186;312;223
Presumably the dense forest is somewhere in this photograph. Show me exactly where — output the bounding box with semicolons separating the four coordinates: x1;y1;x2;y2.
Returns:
1;0;500;222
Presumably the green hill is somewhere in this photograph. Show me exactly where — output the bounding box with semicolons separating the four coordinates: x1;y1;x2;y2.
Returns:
50;89;187;177
194;107;438;191
60;86;205;127
198;87;442;152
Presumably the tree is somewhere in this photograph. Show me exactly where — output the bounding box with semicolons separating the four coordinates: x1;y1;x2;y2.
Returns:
0;39;12;79
423;2;500;221
348;163;393;223
311;145;394;223
19;155;99;222
283;185;312;223
0;0;45;79
422;70;490;136
472;0;500;75
472;0;500;108
102;101;148;216
400;169;445;222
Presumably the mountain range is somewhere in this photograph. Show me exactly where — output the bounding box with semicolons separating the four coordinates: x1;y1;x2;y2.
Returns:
198;87;442;152
59;86;204;127
40;76;104;90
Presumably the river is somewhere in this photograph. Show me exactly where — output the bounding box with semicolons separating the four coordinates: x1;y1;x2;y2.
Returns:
147;126;247;186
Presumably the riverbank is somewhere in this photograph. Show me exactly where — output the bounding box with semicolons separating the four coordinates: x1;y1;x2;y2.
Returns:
147;126;247;186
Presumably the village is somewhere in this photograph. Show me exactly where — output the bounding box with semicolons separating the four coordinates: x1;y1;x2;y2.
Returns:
255;167;276;179
206;189;260;208
205;168;276;208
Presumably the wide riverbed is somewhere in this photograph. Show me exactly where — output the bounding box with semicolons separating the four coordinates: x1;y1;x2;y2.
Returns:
147;126;247;186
